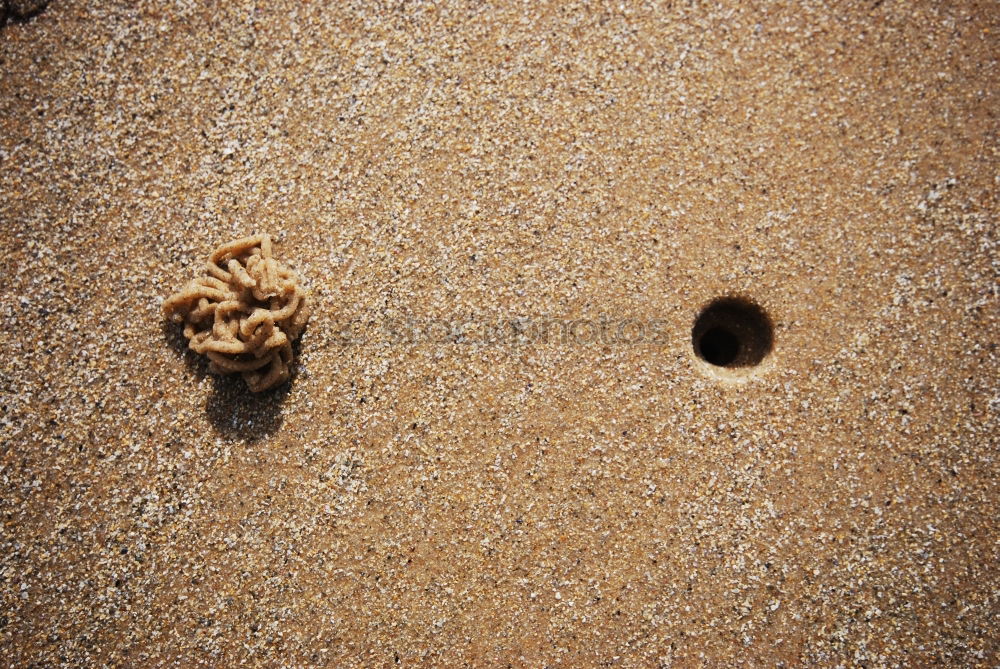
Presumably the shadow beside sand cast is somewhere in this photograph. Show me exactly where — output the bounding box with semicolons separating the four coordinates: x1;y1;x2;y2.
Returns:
205;374;287;442
2;1;52;26
163;320;289;442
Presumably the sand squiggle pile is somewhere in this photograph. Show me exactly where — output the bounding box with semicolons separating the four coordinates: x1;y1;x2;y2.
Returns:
163;234;310;392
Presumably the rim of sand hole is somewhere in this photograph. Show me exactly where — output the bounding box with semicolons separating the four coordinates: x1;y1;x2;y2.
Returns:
690;295;775;382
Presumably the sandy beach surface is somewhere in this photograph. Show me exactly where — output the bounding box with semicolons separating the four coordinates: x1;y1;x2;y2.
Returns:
2;1;998;666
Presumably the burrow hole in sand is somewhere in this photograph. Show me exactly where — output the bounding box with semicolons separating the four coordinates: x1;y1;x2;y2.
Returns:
692;296;774;372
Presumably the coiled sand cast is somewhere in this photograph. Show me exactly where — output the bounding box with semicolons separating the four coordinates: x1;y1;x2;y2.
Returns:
163;234;310;392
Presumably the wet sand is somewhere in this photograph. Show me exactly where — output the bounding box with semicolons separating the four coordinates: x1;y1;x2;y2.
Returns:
1;1;998;666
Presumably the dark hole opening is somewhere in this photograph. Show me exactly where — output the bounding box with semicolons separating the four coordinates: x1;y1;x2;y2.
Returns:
698;326;741;366
692;297;773;370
